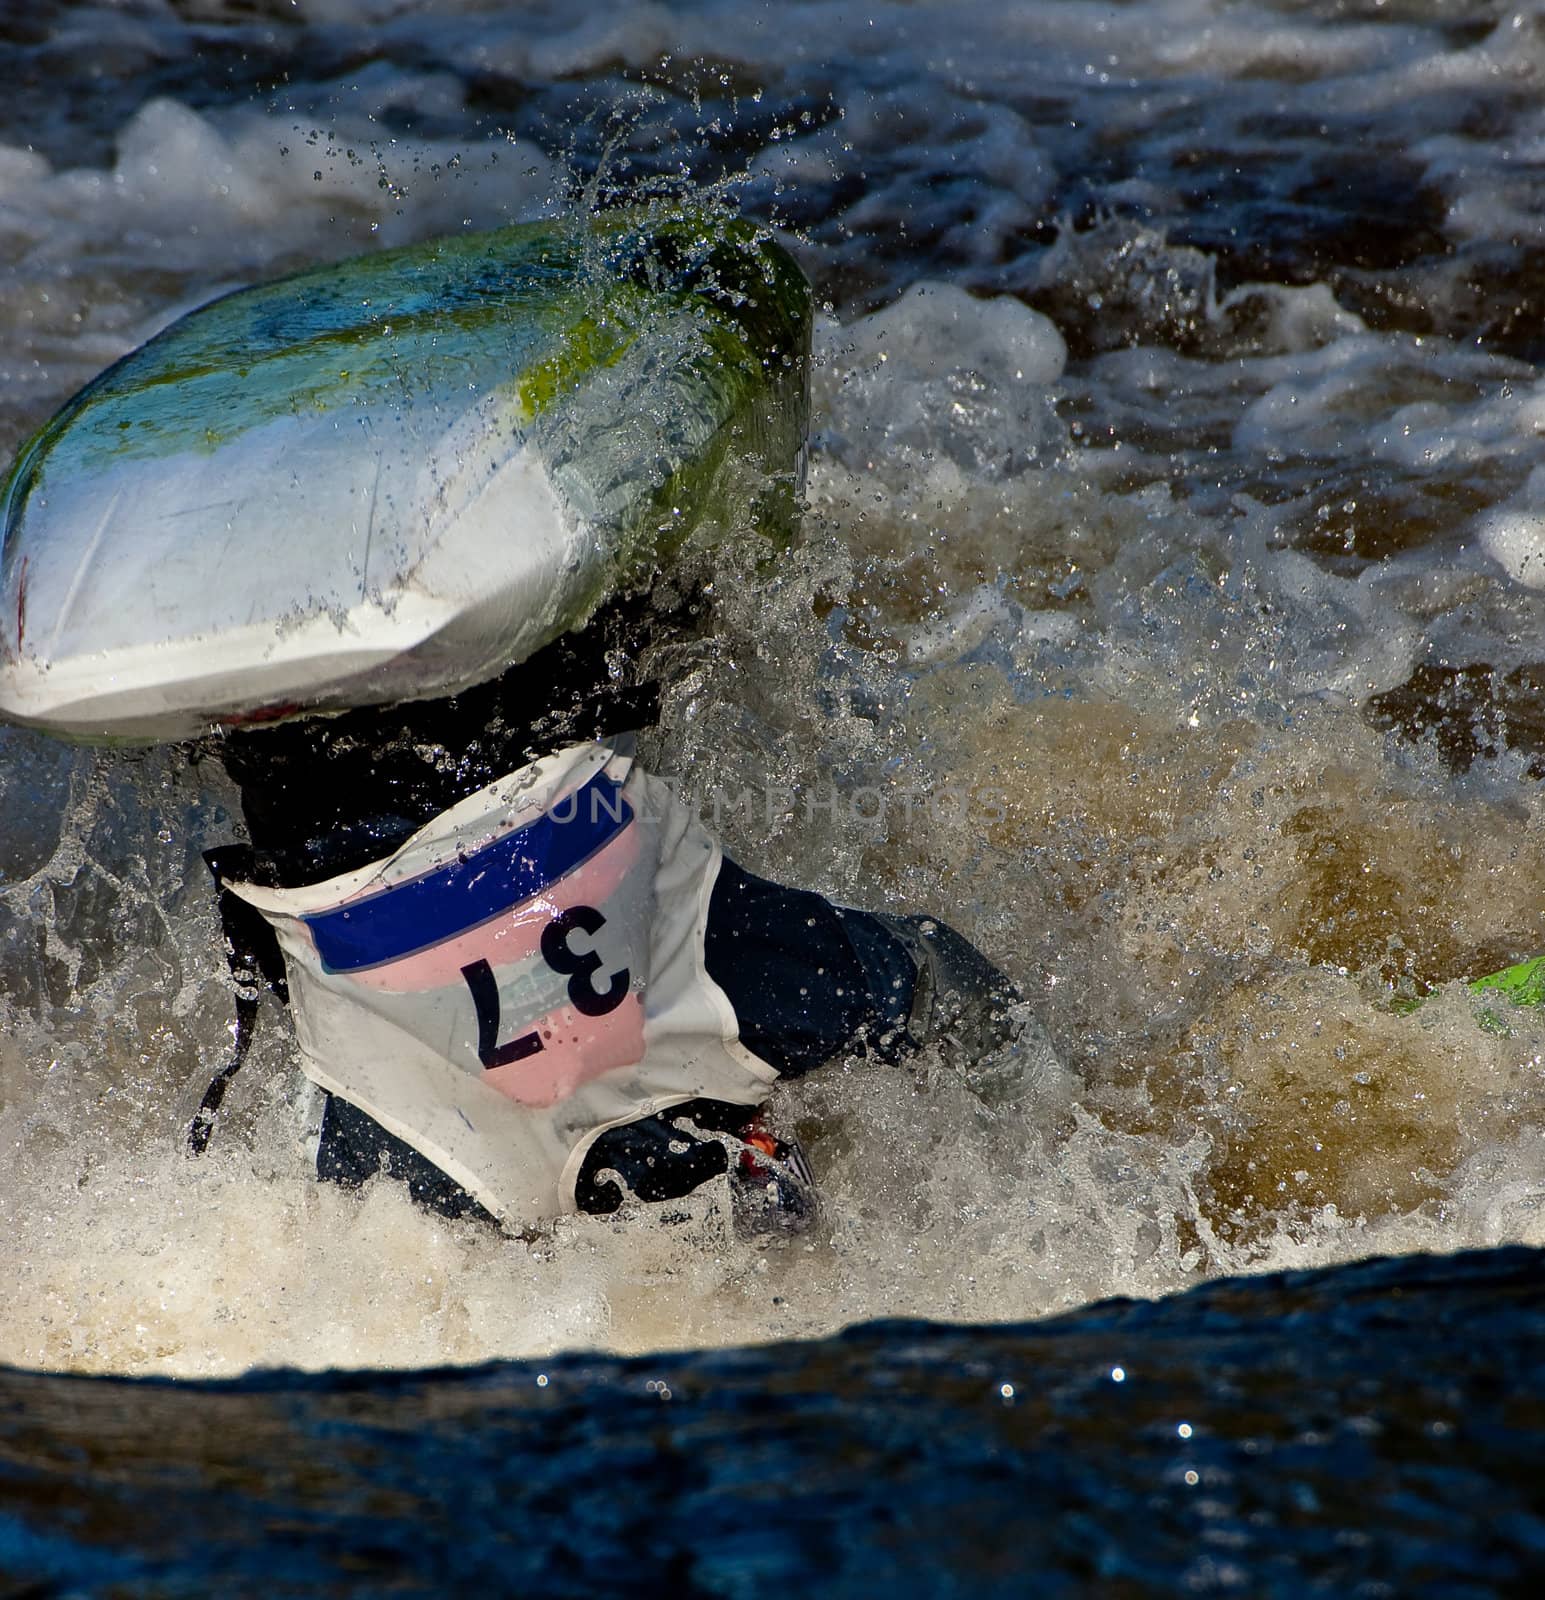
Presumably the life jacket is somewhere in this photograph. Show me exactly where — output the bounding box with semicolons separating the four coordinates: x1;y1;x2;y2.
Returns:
229;741;777;1226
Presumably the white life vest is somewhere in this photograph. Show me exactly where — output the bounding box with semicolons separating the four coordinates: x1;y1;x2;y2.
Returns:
229;742;777;1226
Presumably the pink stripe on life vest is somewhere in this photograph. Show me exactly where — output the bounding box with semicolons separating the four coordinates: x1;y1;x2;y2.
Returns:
484;993;646;1107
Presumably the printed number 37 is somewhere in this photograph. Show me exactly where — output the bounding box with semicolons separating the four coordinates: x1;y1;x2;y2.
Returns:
460;905;630;1069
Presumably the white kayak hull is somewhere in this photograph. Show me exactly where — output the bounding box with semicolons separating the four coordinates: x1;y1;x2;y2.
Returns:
0;213;810;741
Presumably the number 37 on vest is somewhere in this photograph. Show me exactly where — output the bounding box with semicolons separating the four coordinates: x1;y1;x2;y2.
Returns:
228;743;776;1224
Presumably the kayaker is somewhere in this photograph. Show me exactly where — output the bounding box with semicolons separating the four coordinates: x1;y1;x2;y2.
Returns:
208;585;1022;1235
0;209;1024;1235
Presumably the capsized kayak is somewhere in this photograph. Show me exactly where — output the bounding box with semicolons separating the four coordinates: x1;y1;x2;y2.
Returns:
0;211;810;742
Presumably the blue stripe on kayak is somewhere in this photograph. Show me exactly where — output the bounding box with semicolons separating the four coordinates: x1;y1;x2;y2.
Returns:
305;769;632;974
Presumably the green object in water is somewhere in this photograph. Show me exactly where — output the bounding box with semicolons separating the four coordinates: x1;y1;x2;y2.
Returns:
1466;953;1545;1034
1468;954;1545;1008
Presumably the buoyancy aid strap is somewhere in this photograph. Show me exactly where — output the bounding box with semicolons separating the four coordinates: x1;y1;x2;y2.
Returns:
188;844;291;1154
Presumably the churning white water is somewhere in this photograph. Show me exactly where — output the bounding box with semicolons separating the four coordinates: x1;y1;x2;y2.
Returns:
7;0;1545;1375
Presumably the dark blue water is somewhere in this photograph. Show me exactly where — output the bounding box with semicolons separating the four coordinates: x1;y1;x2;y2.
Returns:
4;1246;1544;1596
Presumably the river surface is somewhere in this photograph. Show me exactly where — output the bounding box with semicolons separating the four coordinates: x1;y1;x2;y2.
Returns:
4;0;1545;1590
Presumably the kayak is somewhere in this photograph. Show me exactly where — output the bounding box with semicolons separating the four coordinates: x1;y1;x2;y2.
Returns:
0;211;810;742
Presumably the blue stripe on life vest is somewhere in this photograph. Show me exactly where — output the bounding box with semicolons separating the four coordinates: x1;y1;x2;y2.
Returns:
304;768;632;974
